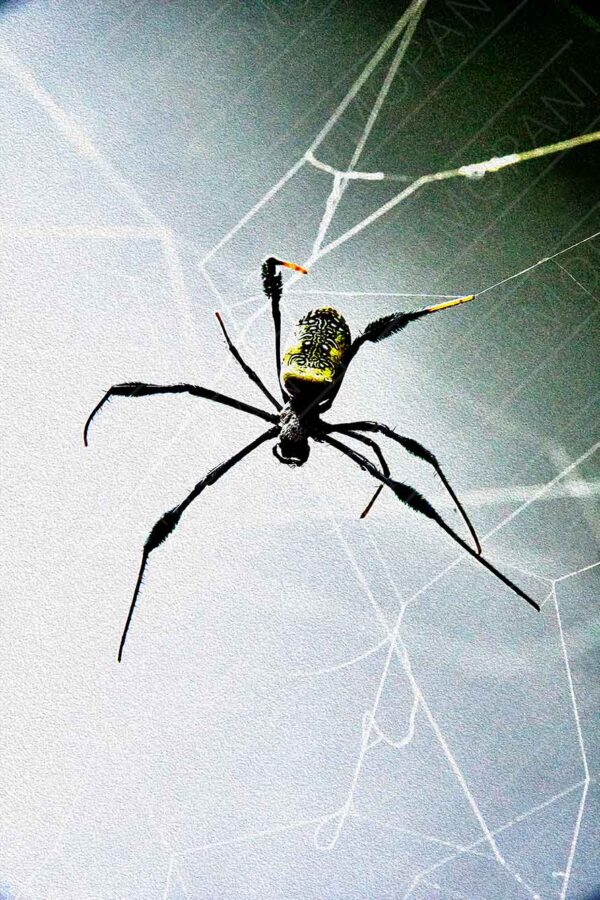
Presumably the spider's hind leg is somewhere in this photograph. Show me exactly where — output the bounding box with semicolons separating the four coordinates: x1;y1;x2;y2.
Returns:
340;430;390;518
326;420;481;555
322;433;539;613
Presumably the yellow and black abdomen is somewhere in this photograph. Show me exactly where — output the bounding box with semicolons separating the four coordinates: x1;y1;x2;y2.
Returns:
281;307;351;399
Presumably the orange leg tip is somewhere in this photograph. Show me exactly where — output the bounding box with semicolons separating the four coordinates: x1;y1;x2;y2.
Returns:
280;260;309;275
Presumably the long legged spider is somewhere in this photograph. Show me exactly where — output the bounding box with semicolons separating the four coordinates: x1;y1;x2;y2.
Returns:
84;256;540;661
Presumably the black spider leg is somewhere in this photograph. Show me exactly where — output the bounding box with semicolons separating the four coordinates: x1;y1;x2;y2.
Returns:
118;425;279;661
83;382;277;446
327;421;482;554
310;309;432;415
352;307;431;356
215;312;281;411
320;433;540;612
305;313;429;416
315;306;457;417
261;257;288;403
338;430;389;518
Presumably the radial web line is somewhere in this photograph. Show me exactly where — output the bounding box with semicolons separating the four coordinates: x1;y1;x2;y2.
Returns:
403;440;600;612
290;636;391;681
401;563;598;895
304;36;573;186
435;200;600;447
555;560;600;583
312;503;517;879
402;781;586;893
307;489;421;754
476;229;600;297
552;579;591;900
199;0;428;266
180;814;327;857
554;260;600;305
166;781;586;881
499;309;599;411
290;290;464;298
338;525;538;894
305;150;386;181
352;813;491;854
284;229;600;308
314;132;600;263
0;38;205;338
314;440;599;889
307;0;426;266
360;0;529;163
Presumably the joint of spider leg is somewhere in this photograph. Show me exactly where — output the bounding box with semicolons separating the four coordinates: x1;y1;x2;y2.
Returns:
145;508;181;554
263;256;309;276
261;256;308;299
261;262;283;301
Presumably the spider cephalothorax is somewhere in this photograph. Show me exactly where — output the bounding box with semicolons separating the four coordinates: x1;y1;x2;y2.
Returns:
84;255;539;662
274;405;311;466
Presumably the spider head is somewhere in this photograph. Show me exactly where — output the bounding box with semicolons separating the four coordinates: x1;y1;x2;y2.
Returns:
274;407;311;467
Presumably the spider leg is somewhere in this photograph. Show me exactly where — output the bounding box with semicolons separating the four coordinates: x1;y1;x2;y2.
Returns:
306;317;424;415
215;311;281;411
118;425;279;661
340;430;389;518
313;302;475;416
313;299;476;419
326;421;481;554
260;257;308;404
84;382;277;446
351;296;475;357
348;309;430;365
340;296;475;384
261;257;287;402
321;433;540;612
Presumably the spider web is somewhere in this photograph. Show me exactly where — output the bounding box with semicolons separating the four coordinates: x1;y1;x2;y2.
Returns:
1;1;599;899
185;3;599;897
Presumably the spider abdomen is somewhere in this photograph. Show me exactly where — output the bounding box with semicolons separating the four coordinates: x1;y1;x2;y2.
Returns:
281;307;351;397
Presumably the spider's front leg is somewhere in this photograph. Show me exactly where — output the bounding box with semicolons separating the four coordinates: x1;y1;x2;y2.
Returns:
301;298;475;420
260;257;308;400
348;294;475;362
117;426;279;661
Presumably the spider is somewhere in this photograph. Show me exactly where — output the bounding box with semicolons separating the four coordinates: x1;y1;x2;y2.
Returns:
84;256;540;661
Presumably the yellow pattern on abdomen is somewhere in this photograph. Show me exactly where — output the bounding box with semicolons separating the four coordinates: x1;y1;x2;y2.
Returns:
281;307;351;396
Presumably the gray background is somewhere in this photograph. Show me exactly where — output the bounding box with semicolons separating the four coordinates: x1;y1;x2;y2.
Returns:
1;1;599;897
